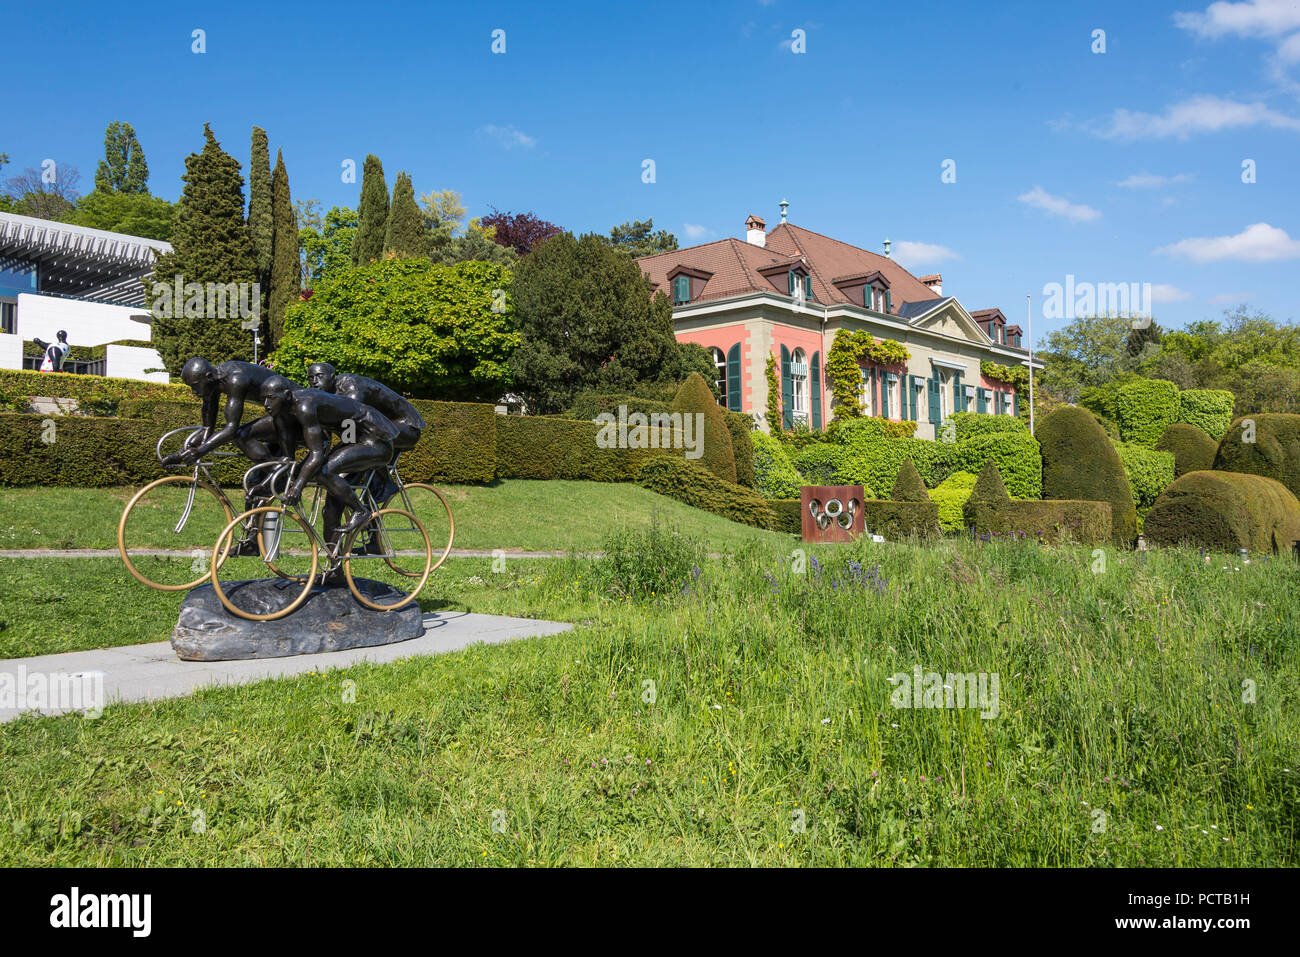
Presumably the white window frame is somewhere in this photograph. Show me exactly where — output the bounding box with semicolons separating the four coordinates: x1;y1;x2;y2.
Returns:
791;348;808;418
858;367;872;415
886;376;898;419
709;346;727;408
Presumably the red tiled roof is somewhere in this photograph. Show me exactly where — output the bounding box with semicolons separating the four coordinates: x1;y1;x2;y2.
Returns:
638;222;944;311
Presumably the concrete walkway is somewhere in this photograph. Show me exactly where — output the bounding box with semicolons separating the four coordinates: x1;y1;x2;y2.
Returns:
0;611;572;723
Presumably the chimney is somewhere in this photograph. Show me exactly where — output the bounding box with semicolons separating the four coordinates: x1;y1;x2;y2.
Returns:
919;273;943;296
745;214;767;247
883;238;891;258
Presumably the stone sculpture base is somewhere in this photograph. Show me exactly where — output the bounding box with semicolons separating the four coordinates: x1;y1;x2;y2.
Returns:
170;578;424;661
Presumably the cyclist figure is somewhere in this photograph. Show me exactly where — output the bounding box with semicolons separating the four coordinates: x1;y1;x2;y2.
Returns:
305;362;425;503
260;375;400;582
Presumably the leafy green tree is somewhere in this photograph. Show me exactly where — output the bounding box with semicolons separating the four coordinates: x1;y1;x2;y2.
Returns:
274;257;517;401
608;218;677;257
509;232;679;413
352;154;388;265
248;127;273;285
267;149;297;349
299;205;356;283
383;171;427;258
147;124;258;376
5;164;81;220
1038;314;1135;403
93;122;149;194
69;190;175;240
430;218;517;267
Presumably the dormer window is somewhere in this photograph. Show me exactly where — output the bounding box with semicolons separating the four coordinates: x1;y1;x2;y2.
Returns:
673;275;691;305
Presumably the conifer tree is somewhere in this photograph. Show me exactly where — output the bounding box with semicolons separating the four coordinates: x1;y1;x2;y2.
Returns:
383;171;427;258
94;121;149;194
267;149;297;349
248;127;273;283
352;154;388;265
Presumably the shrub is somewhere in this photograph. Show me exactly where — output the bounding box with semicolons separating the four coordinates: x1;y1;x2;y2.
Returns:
1113;440;1176;515
1038;406;1137;545
405;400;497;484
724;411;756;488
837;438;951;495
1177;389;1235;439
636;457;775;530
1090;411;1120;440
891;459;929;502
672;372;736;484
962;461;1111;544
495;414;673;482
826;417;917;444
947;431;1042;499
791;444;849;487
0;369;187;404
1114;378;1181;448
751;431;804;499
768;499;803;535
597;518;707;601
560;391;670;421
948;411;1029;441
1156;423;1218;478
1212;413;1300;501
861;500;940;541
1144;470;1300;553
929;470;978;532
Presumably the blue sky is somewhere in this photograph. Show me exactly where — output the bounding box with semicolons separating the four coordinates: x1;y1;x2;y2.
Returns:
7;0;1300;342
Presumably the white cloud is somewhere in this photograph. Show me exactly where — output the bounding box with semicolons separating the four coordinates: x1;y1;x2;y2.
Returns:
891;240;960;267
1089;95;1300;139
682;223;709;240
478;124;536;150
1116;172;1194;188
1016;186;1102;222
1151;284;1194;303
1209;291;1254;303
1156;222;1300;261
1174;1;1300;39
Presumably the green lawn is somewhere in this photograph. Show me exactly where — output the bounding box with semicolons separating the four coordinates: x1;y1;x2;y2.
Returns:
0;480;784;553
1;535;1296;866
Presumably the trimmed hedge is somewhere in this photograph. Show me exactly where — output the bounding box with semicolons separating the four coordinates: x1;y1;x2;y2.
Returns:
1039;406;1136;545
751;431;804;499
1144;469;1300;553
559;391;670;421
962;461;1111;544
769;499;803;535
407;400;497;484
929;470;978;533
1113;440;1176;515
1177;389;1235;440
825;417;918;444
948;432;1042;499
0;368;186;403
725;411;756;489
837;438;950;495
861;500;940;541
1212;413;1300;501
496;414;677;482
791;444;849;488
948;411;1029;442
891;459;929;502
1114;379;1181;448
1156;423;1218;478
636;457;775;530
672;373;736;484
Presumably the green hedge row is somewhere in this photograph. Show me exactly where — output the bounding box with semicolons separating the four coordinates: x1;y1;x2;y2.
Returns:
22;339;154;360
1156;423;1219;477
1178;390;1235;440
834;431;1042;500
636;457;776;531
0;368;188;403
751;431;804;498
406;400;497;484
947;411;1029;442
724;411;755;489
1144;469;1300;553
962;461;1112;544
769;499;803;535
1113;440;1176;515
861;500;941;540
1114;378;1181;448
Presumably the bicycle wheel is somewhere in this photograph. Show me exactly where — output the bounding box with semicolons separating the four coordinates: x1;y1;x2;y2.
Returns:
118;475;234;590
256;493;324;583
342;508;430;611
380;483;454;576
211;506;319;621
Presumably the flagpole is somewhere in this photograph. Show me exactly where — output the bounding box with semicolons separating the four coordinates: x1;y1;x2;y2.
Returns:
1026;294;1035;437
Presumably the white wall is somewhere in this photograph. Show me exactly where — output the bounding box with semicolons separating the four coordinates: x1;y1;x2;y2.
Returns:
106;344;169;383
0;333;21;372
15;293;153;349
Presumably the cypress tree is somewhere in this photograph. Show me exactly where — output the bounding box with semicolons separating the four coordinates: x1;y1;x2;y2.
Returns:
383;171;427;258
148;124;259;376
248;127;273;284
267;149;297;350
94;121;149;194
352;154;388;265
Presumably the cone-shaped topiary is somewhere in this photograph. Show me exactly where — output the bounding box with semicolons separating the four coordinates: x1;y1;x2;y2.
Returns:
891;458;930;502
968;459;1010;504
1038;405;1137;545
1144;469;1300;553
1156;423;1218;477
1212;413;1300;501
672;372;737;484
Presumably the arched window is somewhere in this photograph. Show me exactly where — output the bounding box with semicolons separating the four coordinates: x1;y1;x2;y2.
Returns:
709;346;727;407
792;348;808;422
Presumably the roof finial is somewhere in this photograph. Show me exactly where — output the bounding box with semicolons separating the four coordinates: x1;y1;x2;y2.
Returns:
883;237;891;258
779;199;789;223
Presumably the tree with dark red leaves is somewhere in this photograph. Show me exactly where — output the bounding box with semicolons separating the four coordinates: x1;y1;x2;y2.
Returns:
479;207;562;256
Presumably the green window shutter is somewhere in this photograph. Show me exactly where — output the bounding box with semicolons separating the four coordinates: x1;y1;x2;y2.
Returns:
928;377;941;425
905;375;915;421
885;290;893;314
977;388;986;414
804;275;813;300
673;276;689;303
726;343;742;412
781;345;793;430
953;372;963;412
882;372;890;419
1012;389;1019;417
810;351;822;430
788;271;796;296
870;365;878;416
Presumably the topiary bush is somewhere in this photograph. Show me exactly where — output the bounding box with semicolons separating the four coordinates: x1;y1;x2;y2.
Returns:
1038;405;1136;545
672;372;737;484
751;430;804;499
496;414;675;482
948;411;1029;441
768;499;803;535
1113;440;1176;516
0;368;186;403
962;461;1111;544
1156;423;1218;478
891;459;929;502
725;410;756;488
947;431;1042;499
929;470;978;533
837;438;951;496
1177;389;1235;440
1212;413;1300;501
860;500;940;541
636;457;775;530
791;443;848;487
825;416;917;443
1114;378;1181;448
1144;469;1300;553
